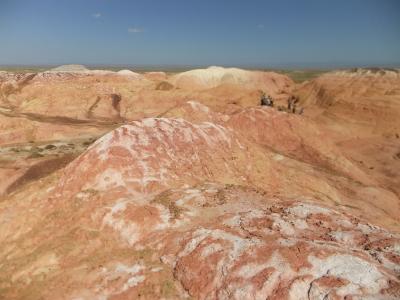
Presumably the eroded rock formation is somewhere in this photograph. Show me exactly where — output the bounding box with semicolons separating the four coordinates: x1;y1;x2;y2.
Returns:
0;67;399;299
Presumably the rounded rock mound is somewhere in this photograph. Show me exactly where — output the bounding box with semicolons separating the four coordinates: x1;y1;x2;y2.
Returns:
49;64;90;72
171;66;293;94
117;69;141;77
55;117;246;197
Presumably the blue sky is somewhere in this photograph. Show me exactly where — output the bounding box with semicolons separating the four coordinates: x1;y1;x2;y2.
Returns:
0;0;399;68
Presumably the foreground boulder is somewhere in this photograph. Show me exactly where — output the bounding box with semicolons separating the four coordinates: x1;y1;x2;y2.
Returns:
1;182;399;299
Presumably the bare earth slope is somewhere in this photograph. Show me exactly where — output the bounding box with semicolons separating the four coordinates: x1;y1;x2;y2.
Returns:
294;68;400;198
294;68;400;138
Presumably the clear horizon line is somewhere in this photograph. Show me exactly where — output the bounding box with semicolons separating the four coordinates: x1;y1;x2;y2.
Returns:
1;62;399;71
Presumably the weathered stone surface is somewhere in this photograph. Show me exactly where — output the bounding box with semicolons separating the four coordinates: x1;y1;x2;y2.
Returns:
1;180;399;299
0;68;399;299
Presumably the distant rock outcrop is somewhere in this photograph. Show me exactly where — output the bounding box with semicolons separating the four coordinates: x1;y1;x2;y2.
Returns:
49;64;89;72
334;67;400;77
171;66;293;94
294;68;400;139
117;69;141;77
144;71;168;81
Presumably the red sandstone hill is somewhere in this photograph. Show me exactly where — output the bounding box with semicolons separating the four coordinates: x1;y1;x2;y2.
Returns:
0;67;399;299
0;101;399;299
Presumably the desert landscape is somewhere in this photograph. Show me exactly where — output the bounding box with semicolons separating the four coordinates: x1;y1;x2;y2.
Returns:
1;0;399;298
0;64;399;299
